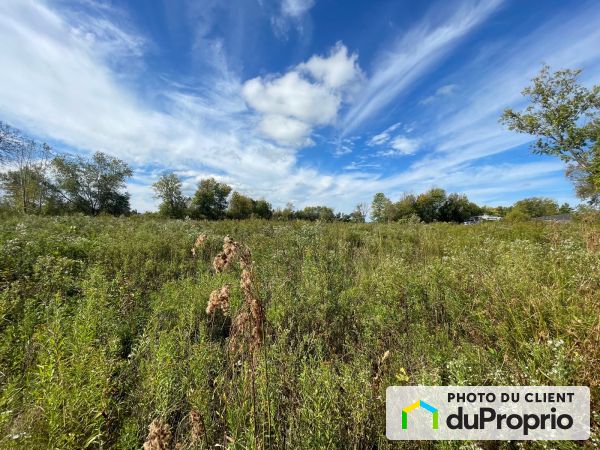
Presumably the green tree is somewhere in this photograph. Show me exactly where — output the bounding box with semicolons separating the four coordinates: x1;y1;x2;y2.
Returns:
189;178;231;220
558;202;573;214
152;173;187;219
501;66;600;204
273;202;295;220
512;197;559;218
228;191;254;219
414;188;447;223
439;193;481;223
297;206;335;222
348;203;368;223
253;199;273;219
0;122;53;213
505;208;531;222
50;152;133;215
393;194;417;220
371;193;392;222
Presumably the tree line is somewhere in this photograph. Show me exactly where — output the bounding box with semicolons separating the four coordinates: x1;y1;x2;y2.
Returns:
0;120;578;223
152;173;369;222
0;124;368;221
370;188;572;223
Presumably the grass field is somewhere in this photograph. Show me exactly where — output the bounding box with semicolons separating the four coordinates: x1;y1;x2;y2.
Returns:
0;216;598;449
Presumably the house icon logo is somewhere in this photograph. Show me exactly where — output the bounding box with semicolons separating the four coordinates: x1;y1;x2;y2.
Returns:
402;400;439;429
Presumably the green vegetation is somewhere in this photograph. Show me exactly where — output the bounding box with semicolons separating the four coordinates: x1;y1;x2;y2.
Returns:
371;189;483;223
0;215;598;448
501;65;600;205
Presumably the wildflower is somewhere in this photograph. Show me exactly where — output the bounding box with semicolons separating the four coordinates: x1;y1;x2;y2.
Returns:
143;419;172;450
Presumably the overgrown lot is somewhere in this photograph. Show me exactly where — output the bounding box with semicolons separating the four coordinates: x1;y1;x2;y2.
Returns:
0;216;598;449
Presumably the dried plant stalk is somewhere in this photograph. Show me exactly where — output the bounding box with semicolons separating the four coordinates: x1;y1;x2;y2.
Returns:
209;236;265;354
189;409;206;445
213;236;238;272
143;419;172;450
191;233;206;257
206;284;230;315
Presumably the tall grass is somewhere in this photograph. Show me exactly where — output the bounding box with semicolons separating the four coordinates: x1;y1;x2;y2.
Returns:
0;215;598;449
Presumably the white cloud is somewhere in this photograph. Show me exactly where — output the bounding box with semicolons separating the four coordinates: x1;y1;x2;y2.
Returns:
281;0;315;18
241;43;360;146
257;115;313;146
366;123;419;157
242;72;339;125
370;136;421;157
271;0;315;39
298;42;362;89
366;122;401;146
420;83;457;105
342;0;503;132
344;161;380;171
387;136;420;156
368;132;390;146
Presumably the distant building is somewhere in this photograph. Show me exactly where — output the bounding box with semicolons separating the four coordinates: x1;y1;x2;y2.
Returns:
533;214;572;223
464;214;502;224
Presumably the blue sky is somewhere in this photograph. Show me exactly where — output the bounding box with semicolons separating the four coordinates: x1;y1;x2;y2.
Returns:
1;0;600;212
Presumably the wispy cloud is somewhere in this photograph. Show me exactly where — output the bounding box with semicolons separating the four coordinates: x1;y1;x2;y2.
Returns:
342;0;504;133
408;0;600;179
419;83;457;105
366;122;401;146
271;0;315;39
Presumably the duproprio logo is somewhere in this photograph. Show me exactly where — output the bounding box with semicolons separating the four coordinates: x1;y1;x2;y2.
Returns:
402;400;439;429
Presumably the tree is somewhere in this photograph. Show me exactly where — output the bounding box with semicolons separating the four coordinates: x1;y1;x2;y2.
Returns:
505;208;531;222
393;194;417;220
189;178;231;220
0;122;53;213
439;193;481;223
0;166;57;214
511;197;559;218
228;191;254;219
297;206;335;221
349;203;368;223
51;151;133;215
371;193;392;222
559;202;573;214
414;188;447;223
153;173;187;219
273;202;295;220
0;122;13;163
501;66;600;204
253;199;273;219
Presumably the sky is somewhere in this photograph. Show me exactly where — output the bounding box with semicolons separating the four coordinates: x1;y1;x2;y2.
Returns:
1;0;600;213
